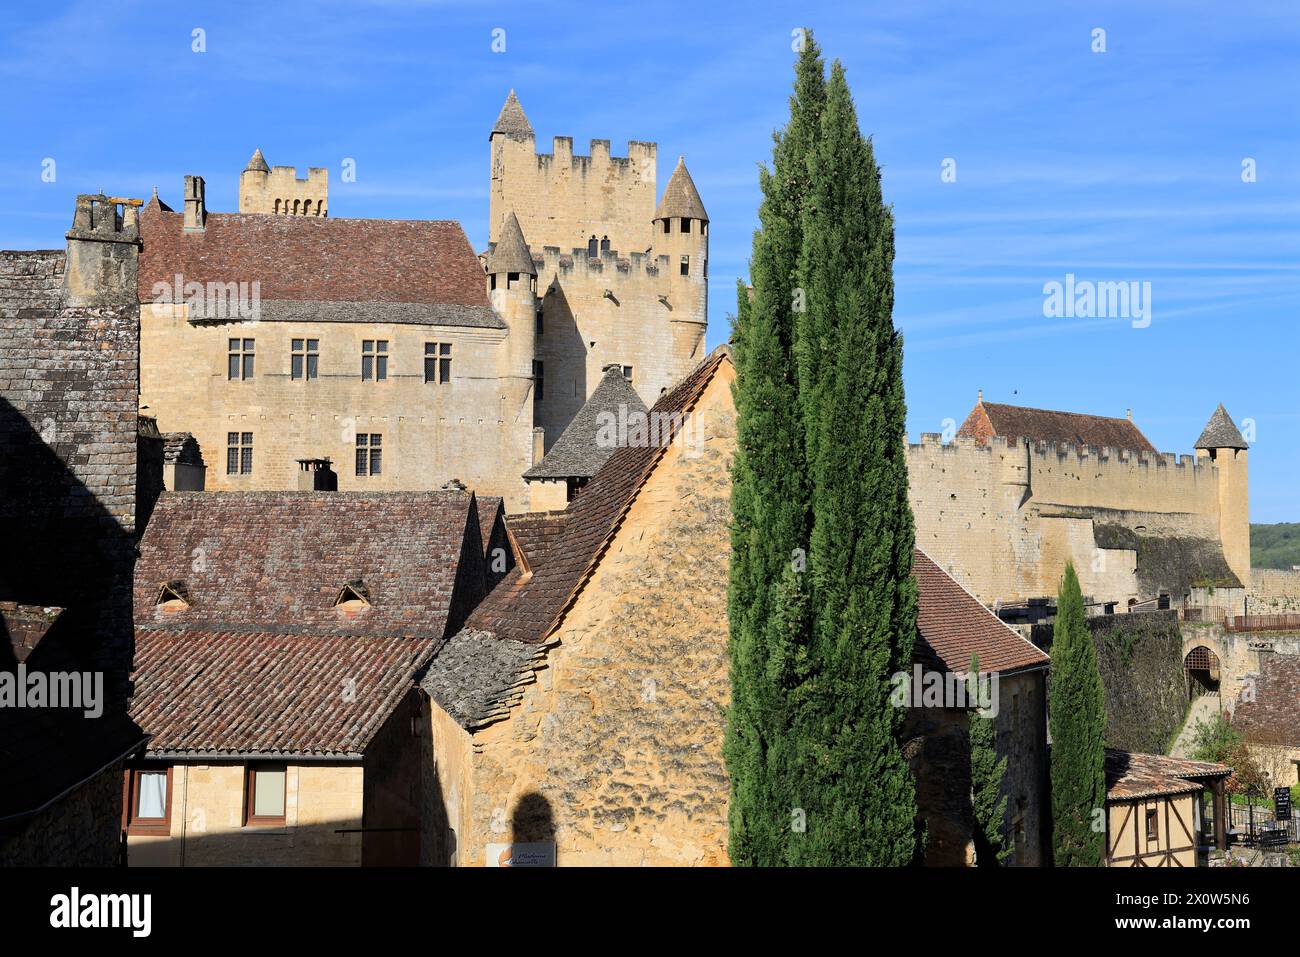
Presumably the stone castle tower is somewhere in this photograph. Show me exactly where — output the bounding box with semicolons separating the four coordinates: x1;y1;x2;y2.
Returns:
486;90;709;451
1195;404;1251;589
238;148;328;216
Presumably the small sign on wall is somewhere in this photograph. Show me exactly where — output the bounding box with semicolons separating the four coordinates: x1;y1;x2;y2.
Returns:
486;842;556;867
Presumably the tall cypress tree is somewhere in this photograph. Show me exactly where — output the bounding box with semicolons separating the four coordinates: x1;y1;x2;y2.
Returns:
1048;563;1107;866
726;37;919;865
791;61;917;865
724;37;826;866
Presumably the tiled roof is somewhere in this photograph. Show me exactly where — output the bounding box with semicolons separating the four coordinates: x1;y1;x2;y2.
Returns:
466;347;730;645
523;366;649;480
505;510;570;570
416;629;551;730
138;206;497;325
131;628;434;756
135;491;484;640
1232;654;1300;747
654;157;708;222
1105;749;1231;801
0;602;63;664
913;549;1050;675
245;148;270;173
957;400;1156;453
1195;404;1248;450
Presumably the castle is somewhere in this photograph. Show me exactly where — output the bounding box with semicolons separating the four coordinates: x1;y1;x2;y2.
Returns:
135;91;708;512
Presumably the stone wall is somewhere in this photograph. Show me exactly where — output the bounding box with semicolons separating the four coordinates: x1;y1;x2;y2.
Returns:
1088;612;1188;754
907;434;1236;608
1248;569;1300;614
239;164;328;216
993;669;1048;866
138;303;538;509
453;364;736;866
0;757;128;867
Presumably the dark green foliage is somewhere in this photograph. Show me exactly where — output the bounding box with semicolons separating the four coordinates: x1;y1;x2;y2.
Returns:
1189;712;1240;764
1251;523;1300;570
725;32;918;865
1048;564;1107;867
968;654;1010;865
1089;613;1186;754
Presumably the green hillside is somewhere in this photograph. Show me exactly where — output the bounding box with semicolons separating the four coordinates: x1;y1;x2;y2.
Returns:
1252;523;1300;569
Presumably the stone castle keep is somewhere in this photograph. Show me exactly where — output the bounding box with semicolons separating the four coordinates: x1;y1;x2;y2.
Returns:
136;90;708;511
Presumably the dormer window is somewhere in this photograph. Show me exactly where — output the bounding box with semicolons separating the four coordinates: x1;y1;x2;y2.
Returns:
334;579;371;609
156;580;191;612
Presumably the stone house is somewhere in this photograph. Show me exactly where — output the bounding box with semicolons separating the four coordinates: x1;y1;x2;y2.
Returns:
1104;750;1231;866
0;196;151;866
125;488;503;865
1230;653;1300;787
418;347;1052;866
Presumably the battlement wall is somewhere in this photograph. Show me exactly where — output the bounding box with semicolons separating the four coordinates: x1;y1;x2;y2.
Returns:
240;165;328;216
491;134;657;260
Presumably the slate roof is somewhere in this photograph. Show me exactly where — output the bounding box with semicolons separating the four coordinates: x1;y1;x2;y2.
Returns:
0;602;63;664
523;366;649;480
958;400;1156;453
134;491;484;640
491;89;534;141
416;629;552;730
1105;749;1231;801
130;628;434;756
914;549;1050;675
485;211;536;276
138;206;499;327
1195;404;1248;450
655;156;708;222
245;148;270;173
161;431;202;465
1232;654;1300;747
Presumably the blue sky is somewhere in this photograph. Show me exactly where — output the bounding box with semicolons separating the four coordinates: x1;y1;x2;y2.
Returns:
2;1;1296;520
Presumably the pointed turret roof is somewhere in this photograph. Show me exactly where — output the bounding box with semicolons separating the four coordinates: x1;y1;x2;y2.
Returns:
523;366;649;480
485;212;536;276
245;148;269;173
654;156;708;222
1195;404;1247;450
491;90;533;142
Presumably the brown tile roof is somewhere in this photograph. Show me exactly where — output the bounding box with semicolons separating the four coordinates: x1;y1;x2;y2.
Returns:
1105;749;1231;801
465;347;732;645
504;510;570;571
957;400;1156;453
0;602;63;664
134;491;484;640
130;628;434;756
1232;654;1300;747
138;206;496;322
913;549;1050;675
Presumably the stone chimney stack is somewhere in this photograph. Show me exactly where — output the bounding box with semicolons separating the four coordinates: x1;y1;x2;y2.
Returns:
63;194;142;308
183;175;206;231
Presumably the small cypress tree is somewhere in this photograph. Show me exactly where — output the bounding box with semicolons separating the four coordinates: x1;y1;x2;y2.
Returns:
968;653;1010;865
1048;563;1107;866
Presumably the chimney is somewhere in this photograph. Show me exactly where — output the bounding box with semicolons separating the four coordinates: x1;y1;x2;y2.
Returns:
63;194;142;308
183;175;206;231
531;426;545;467
296;458;337;491
1126;408;1133;422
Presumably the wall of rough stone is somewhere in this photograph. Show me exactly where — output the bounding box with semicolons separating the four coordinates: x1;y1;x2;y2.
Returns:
1248;569;1300;614
458;365;736;866
993;669;1048;866
127;761;364;866
1087;612;1188;754
0;757;128;867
